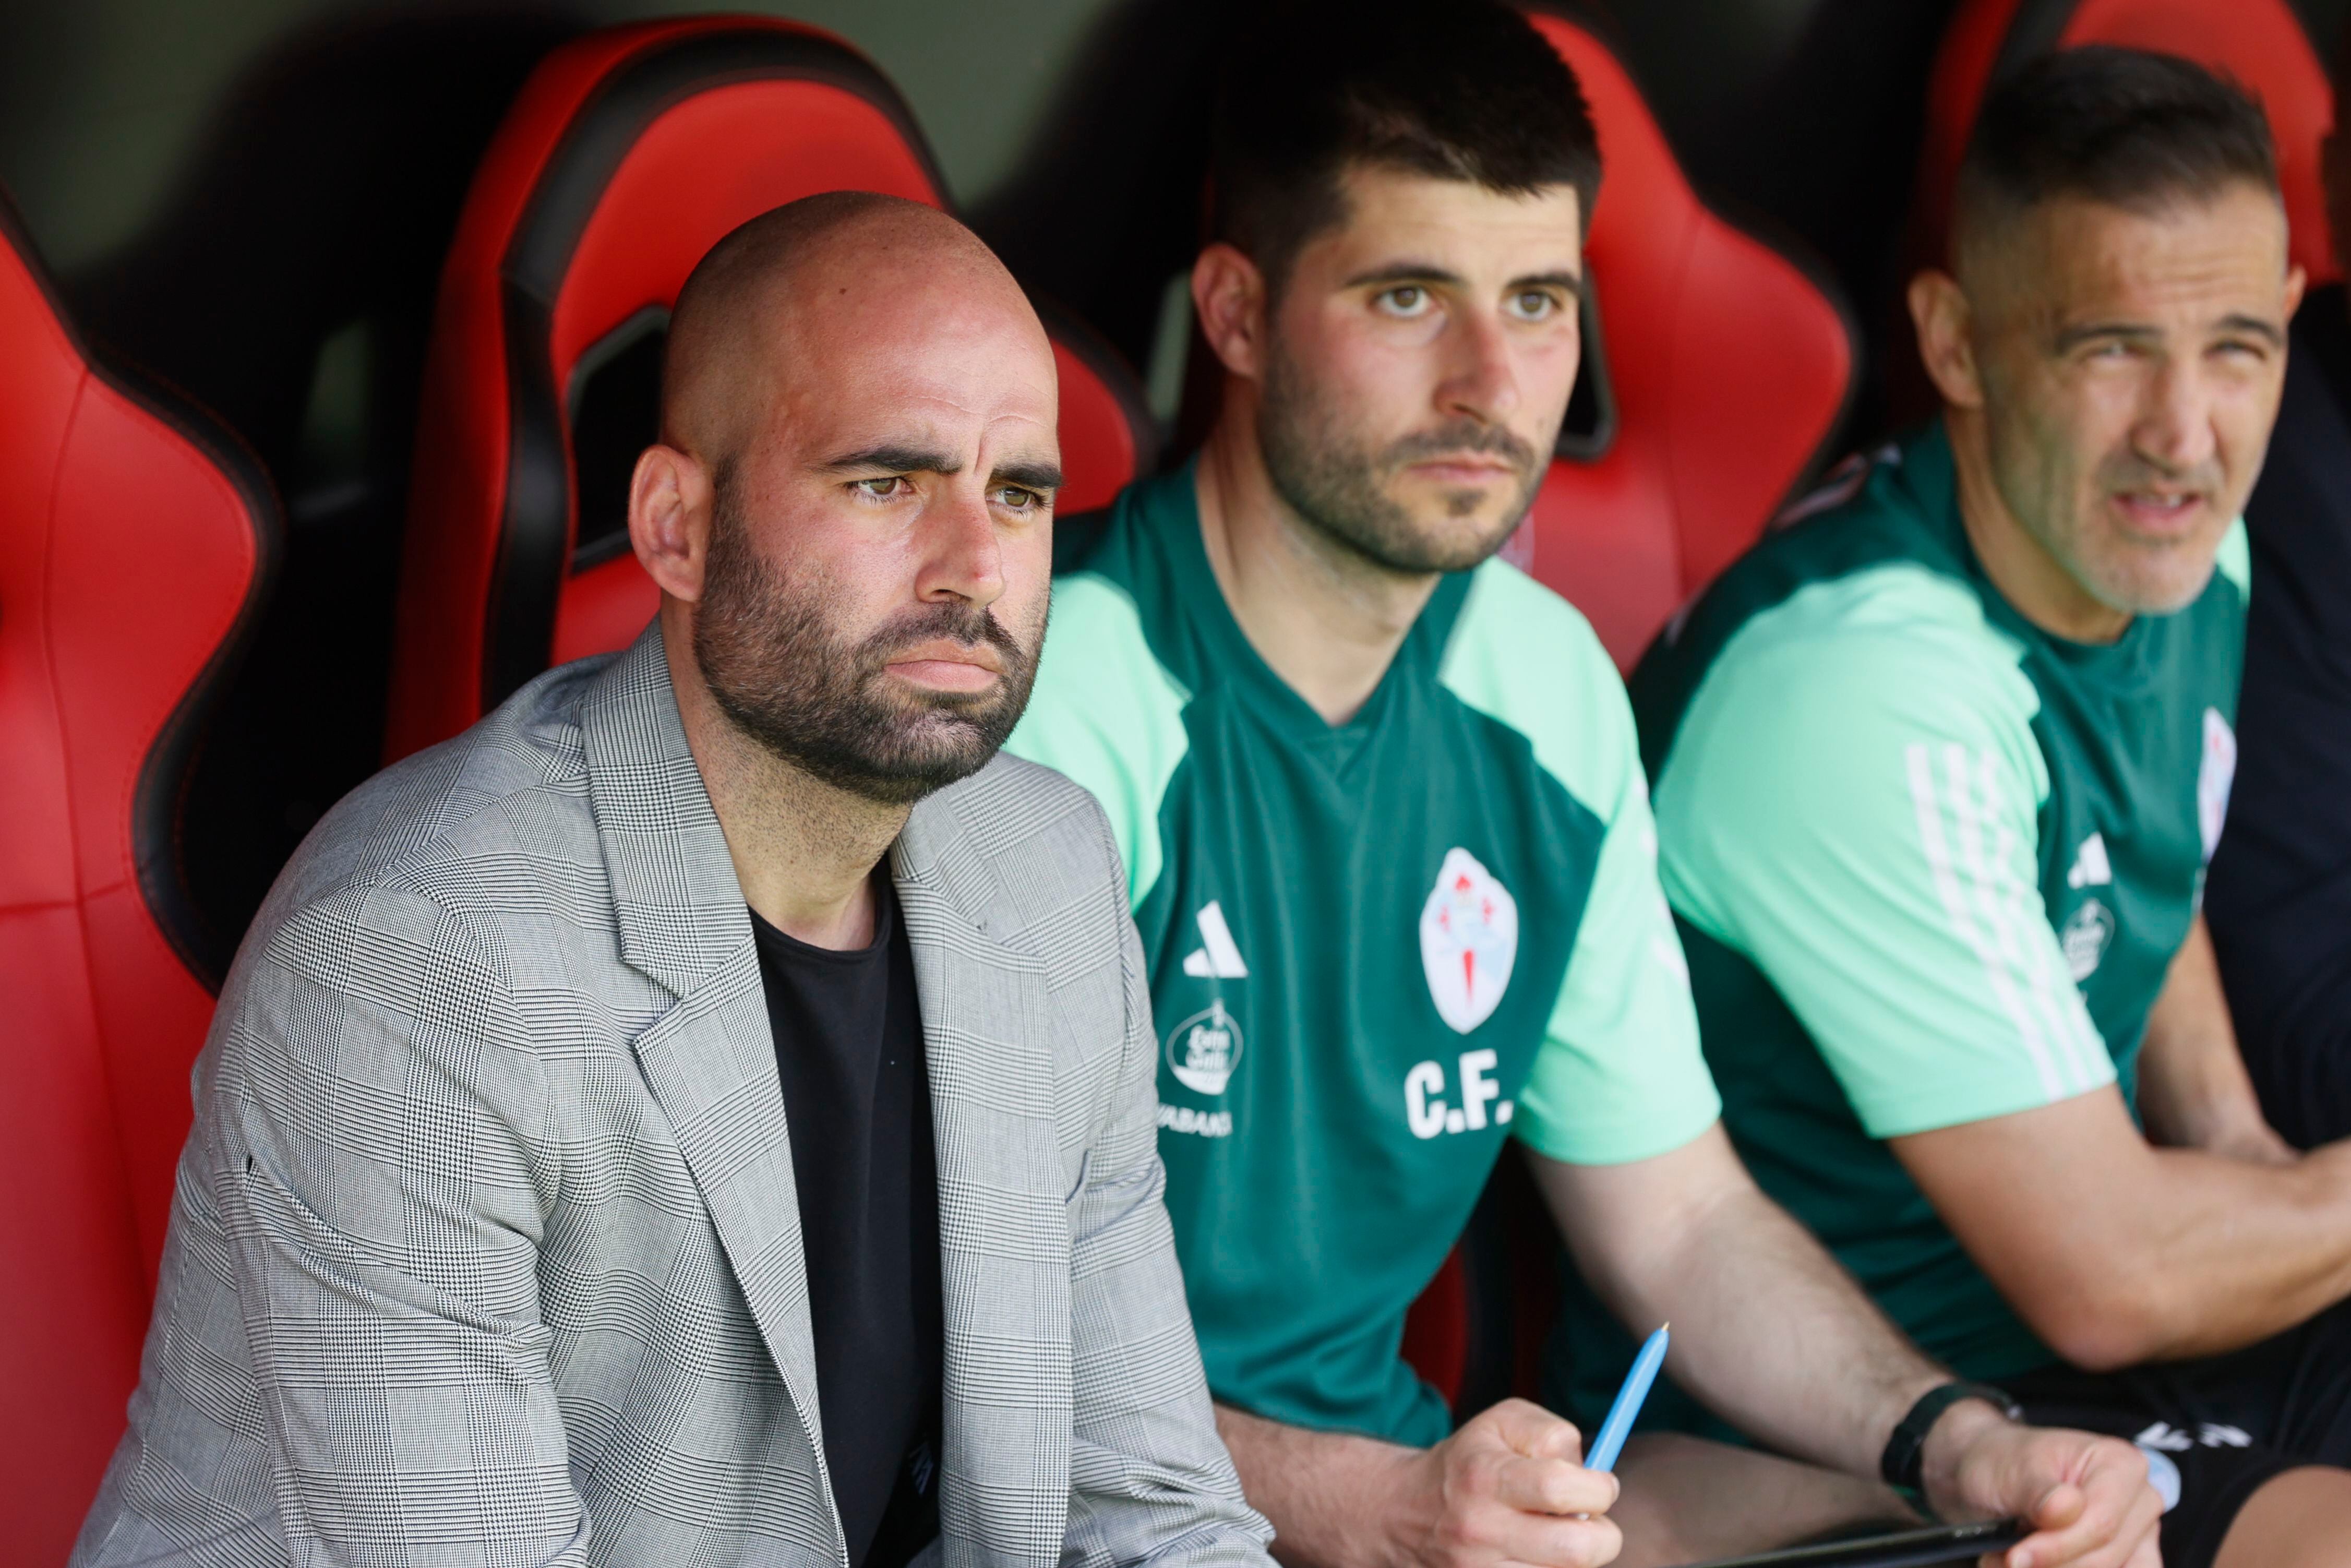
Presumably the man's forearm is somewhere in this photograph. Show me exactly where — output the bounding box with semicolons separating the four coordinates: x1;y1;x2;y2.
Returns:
1583;1178;1942;1480
2079;1139;2351;1359
1898;1089;2351;1367
1213;1404;1416;1568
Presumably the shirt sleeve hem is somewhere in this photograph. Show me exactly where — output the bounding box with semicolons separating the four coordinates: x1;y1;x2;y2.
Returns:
1854;1068;2116;1139
1510;1096;1722;1167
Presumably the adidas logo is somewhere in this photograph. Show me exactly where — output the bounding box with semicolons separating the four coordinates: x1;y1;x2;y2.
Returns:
2066;831;2113;890
1181;901;1249;979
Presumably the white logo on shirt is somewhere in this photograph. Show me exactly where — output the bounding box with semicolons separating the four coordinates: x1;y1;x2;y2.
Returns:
2061;899;2114;984
1405;1050;1514;1139
1165;998;1243;1096
2199;708;2237;863
1420;848;1518;1033
1180;901;1250;978
2065;832;2113;890
2136;1421;2253;1453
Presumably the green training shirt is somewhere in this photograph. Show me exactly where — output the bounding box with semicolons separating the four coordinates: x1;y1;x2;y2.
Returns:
1573;423;2245;1409
1004;464;1720;1446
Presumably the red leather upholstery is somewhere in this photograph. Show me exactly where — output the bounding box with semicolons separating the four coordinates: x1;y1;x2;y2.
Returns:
387;15;1158;760
1518;8;1858;669
1915;0;2338;287
0;190;277;1566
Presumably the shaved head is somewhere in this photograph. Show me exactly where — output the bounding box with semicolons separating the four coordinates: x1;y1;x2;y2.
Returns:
661;191;1039;475
630;189;1062;810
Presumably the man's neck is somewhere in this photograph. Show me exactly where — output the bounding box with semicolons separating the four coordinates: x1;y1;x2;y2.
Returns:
1193;399;1444;727
1943;407;2131;645
662;612;909;950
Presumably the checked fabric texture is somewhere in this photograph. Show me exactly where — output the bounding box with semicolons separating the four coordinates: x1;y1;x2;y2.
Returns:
72;627;1272;1568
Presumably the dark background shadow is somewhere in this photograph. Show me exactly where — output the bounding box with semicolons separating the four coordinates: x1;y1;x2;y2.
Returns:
61;5;581;947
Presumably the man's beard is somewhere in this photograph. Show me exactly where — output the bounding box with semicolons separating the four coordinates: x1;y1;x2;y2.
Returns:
1257;341;1546;576
692;492;1040;807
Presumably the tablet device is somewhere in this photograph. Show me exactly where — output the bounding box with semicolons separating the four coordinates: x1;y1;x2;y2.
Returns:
1678;1518;2025;1568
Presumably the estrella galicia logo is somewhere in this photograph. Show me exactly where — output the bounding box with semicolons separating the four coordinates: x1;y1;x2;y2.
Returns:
1165;997;1243;1096
2061;898;2114;984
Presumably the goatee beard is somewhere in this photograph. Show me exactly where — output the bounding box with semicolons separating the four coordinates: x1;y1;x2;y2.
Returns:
691;498;1040;807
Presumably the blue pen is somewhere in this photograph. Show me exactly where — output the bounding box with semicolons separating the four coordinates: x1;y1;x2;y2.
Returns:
1584;1322;1669;1474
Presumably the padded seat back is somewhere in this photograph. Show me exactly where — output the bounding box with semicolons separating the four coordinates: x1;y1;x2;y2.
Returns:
1518;8;1858;668
1914;0;2337;288
387;16;1158;760
0;191;277;1566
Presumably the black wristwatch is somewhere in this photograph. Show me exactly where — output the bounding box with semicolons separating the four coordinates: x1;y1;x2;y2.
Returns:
1880;1382;2026;1494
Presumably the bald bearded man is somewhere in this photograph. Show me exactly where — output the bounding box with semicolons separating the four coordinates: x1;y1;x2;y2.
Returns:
72;193;1273;1568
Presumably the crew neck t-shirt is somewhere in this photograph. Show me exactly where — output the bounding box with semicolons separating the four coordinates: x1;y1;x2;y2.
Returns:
1002;463;1720;1446
750;878;943;1568
1584;422;2245;1407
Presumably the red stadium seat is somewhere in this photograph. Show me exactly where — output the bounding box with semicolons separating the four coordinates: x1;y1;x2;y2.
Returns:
1517;7;1859;669
0;189;278;1565
1913;0;2337;292
385;15;1158;760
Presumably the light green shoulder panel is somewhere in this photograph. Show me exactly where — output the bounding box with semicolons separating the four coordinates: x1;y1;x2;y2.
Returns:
1662;561;2048;930
1443;559;1723;1166
1002;571;1192;908
1658;562;2115;1133
2215;518;2250;600
1437;557;1633;810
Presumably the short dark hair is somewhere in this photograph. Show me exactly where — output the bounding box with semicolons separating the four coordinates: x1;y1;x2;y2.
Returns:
1209;0;1601;292
1954;46;2278;264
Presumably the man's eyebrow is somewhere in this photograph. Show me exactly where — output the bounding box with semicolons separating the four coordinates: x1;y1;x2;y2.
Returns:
817;444;963;475
2052;315;2285;351
2215;313;2286;346
1342;261;1466;289
2051;320;2162;352
1507;269;1584;296
993;459;1065;493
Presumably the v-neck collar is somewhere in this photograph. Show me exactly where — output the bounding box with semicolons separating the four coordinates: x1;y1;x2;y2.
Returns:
1903;422;2163;692
1153;460;1470;757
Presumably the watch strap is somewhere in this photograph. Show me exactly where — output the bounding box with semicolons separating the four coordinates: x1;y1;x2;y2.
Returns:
1880;1381;2025;1493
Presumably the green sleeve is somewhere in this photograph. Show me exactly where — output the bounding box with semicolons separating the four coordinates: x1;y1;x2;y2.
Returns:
1440;561;1722;1166
1657;566;2116;1136
1001;571;1192;909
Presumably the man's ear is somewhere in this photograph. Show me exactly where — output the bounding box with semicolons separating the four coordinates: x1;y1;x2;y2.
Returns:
630;442;715;604
1908;269;1985;412
1192;242;1269;382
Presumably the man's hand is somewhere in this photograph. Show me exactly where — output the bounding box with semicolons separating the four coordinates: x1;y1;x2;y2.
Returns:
1389;1400;1622;1568
1920;1402;2161;1568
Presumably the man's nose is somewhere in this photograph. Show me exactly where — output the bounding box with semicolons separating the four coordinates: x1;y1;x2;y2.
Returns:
2133;357;2220;475
915;480;1005;607
1437;309;1522;425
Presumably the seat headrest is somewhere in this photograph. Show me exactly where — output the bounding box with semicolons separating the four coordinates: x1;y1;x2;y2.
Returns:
388;17;1157;760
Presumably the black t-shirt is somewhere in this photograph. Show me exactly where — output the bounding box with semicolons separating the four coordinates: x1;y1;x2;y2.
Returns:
750;878;943;1568
2206;280;2351;1147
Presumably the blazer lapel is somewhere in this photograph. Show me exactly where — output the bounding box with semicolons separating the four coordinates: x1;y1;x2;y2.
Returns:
580;629;842;1560
894;777;1074;1568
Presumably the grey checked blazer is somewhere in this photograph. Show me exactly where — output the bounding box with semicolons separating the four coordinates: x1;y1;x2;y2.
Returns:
74;628;1272;1568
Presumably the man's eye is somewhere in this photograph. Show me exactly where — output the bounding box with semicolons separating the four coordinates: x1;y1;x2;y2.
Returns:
853;476;907;498
1506;290;1561;322
1376;285;1431;317
993;485;1045;512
